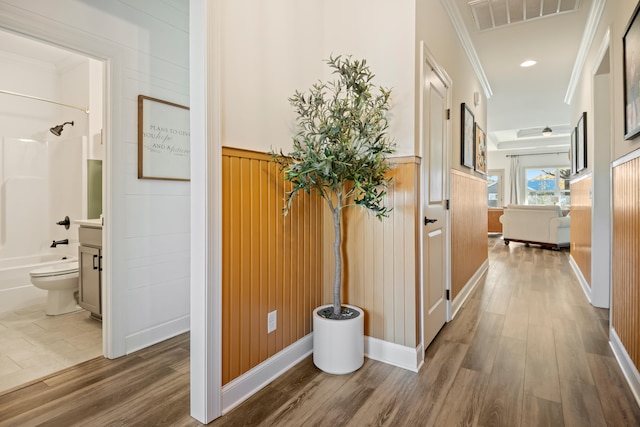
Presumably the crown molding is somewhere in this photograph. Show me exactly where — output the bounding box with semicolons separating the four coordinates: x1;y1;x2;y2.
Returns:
441;0;493;99
564;0;607;104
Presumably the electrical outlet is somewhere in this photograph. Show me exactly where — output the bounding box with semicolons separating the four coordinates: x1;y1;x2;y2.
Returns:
268;310;277;334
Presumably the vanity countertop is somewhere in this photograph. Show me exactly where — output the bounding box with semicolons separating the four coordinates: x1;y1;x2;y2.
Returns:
74;218;103;228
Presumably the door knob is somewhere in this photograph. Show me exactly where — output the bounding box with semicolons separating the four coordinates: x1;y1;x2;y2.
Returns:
424;217;437;225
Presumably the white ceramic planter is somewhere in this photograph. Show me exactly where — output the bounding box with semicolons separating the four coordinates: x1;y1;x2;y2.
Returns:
312;304;364;374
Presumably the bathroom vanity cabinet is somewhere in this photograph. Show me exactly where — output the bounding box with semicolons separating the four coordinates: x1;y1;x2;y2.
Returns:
77;221;102;320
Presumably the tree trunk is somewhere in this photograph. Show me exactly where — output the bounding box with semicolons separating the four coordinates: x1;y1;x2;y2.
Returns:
332;207;342;317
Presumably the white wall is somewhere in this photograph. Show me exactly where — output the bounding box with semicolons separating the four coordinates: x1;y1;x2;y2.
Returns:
0;0;191;357
220;0;324;153
221;0;416;155
221;0;487;161
323;0;416;155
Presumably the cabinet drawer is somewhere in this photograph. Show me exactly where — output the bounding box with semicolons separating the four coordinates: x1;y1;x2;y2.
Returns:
79;227;102;247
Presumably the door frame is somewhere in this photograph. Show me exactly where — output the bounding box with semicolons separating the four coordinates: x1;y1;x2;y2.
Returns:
0;10;121;356
419;41;453;354
589;28;611;309
487;168;505;207
190;0;223;422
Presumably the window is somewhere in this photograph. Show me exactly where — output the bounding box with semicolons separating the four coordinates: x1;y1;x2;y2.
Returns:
525;167;571;206
487;169;504;207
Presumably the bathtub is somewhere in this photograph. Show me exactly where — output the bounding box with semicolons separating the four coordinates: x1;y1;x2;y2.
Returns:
0;253;77;314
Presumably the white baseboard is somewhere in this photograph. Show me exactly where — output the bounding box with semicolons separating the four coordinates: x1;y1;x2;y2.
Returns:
609;328;640;407
125;315;190;354
221;333;423;413
365;336;423;372
221;334;313;414
451;259;488;320
569;255;592;304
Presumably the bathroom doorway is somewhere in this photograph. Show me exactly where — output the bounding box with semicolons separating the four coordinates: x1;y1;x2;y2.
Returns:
0;29;106;393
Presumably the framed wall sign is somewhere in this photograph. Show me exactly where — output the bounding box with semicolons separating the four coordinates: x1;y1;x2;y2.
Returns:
474;123;487;174
138;95;190;181
623;1;640;140
461;103;475;169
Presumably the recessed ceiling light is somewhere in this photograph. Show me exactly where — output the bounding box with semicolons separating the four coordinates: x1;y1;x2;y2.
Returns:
520;60;537;67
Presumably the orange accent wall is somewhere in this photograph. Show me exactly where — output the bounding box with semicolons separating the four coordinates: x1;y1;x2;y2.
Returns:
451;170;488;300
612;156;640;370
221;153;492;367
570;176;592;286
221;147;323;385
323;158;421;347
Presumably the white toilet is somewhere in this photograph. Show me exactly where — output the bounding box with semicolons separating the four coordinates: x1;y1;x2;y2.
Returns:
30;261;81;315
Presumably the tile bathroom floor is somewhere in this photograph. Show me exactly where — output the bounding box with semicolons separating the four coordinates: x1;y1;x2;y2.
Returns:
0;304;102;394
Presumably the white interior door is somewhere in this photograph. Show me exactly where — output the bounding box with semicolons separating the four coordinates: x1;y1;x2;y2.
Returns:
422;52;449;349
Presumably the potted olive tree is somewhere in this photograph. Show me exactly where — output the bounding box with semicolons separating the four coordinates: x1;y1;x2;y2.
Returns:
272;55;395;374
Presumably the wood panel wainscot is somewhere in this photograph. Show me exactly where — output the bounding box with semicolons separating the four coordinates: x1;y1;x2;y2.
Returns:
612;155;640;371
222;147;324;385
451;170;488;301
570;175;592;286
324;157;421;347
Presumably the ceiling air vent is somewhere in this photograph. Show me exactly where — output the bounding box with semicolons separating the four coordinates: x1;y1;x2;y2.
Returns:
468;0;582;31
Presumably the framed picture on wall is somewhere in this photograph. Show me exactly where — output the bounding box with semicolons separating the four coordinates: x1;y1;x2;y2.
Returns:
576;112;587;173
570;126;577;175
461;103;475;169
138;95;191;181
474;123;487;174
623;1;640;140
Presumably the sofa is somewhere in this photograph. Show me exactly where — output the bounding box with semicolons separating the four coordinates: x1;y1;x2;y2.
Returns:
498;204;570;249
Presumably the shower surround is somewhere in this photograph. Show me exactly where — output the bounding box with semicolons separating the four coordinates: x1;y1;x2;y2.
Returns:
0;135;83;312
0;34;92;313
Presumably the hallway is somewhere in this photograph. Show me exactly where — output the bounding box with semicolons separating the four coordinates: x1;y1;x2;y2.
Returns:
1;237;639;426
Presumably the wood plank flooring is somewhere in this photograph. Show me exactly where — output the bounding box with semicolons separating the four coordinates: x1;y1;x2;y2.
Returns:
1;236;639;426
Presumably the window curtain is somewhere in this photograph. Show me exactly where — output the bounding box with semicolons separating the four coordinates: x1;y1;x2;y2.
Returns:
509;156;521;205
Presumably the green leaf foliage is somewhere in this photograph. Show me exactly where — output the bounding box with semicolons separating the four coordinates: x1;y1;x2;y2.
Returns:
272;55;396;219
271;55;395;317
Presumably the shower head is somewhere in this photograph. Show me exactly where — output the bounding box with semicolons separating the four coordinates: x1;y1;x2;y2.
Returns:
49;121;74;137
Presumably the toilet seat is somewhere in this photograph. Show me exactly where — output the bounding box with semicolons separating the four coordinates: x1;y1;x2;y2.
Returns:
30;261;79;278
